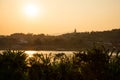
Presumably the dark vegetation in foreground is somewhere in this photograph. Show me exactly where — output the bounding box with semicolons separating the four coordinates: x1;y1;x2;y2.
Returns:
0;28;120;50
0;46;120;80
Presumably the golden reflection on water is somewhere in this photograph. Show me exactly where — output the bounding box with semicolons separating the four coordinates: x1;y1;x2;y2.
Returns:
25;51;37;57
25;50;75;57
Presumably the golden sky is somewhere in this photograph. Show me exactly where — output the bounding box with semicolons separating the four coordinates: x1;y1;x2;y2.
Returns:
0;0;120;35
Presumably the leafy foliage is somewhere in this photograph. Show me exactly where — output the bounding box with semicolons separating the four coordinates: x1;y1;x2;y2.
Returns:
0;50;28;80
0;47;120;80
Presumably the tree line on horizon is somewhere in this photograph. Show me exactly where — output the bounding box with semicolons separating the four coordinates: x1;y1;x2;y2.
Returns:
0;28;120;50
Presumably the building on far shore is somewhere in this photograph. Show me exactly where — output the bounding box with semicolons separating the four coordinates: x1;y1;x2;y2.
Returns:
74;28;77;33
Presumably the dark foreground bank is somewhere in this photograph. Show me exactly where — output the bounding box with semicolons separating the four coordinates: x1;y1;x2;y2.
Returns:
0;46;120;80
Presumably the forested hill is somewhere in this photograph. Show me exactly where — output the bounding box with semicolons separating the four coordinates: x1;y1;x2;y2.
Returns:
0;29;120;50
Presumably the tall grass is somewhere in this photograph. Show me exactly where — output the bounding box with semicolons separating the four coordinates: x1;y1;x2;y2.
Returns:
0;47;120;80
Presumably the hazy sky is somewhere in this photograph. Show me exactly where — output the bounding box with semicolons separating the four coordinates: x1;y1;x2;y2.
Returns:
0;0;120;35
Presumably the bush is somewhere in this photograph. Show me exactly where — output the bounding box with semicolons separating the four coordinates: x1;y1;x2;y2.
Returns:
0;47;120;80
0;50;28;80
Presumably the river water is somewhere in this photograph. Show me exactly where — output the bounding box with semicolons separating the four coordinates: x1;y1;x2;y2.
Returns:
0;50;77;57
0;50;119;57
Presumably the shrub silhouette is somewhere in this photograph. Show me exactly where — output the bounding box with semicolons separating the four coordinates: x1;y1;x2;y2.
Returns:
73;46;120;80
107;50;120;80
0;50;28;80
28;53;82;80
28;53;53;80
0;47;120;80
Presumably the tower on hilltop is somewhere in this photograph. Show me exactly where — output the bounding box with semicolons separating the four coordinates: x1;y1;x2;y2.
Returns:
74;28;77;33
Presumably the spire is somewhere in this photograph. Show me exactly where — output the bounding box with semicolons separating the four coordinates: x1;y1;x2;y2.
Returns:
74;28;76;33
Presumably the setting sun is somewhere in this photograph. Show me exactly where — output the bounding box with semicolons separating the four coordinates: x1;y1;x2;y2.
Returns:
23;4;40;17
0;0;120;35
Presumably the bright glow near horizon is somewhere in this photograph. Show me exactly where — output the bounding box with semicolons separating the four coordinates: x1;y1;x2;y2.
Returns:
0;0;120;35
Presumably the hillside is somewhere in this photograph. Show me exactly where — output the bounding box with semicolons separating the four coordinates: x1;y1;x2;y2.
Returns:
0;29;120;50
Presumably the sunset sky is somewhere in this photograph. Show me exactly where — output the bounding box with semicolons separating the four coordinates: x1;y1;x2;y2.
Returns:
0;0;120;35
